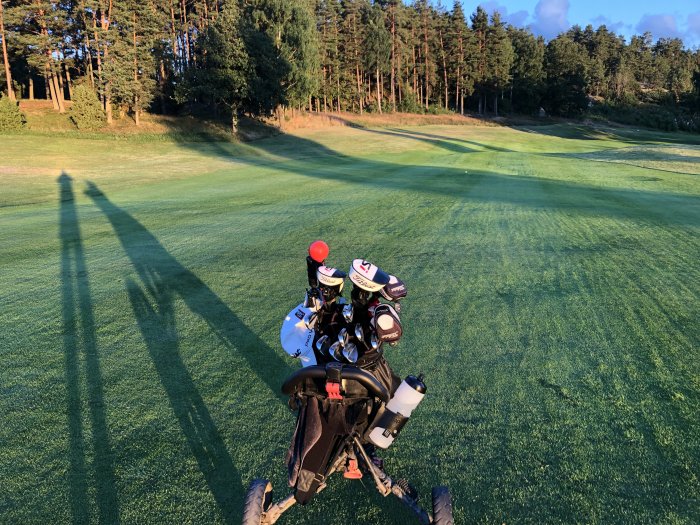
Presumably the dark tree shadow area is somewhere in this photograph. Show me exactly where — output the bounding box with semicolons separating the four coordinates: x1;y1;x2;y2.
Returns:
59;173;120;525
514;123;700;145
162;121;700;230
85;182;294;522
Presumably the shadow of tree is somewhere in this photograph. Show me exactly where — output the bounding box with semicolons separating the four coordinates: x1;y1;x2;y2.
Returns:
160;124;700;229
514;123;700;146
58;172;120;525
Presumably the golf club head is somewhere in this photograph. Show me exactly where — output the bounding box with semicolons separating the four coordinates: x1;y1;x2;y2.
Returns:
305;312;318;330
329;341;343;361
315;334;329;353
338;328;348;347
354;323;363;341
342;343;358;363
342;304;353;323
370;332;380;351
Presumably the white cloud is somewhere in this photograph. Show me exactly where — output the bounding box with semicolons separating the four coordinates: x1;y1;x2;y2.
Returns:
590;15;631;36
635;14;681;39
530;0;570;40
477;1;529;27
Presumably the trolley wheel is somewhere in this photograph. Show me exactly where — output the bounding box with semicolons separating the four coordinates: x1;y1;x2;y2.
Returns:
242;479;273;525
431;486;454;525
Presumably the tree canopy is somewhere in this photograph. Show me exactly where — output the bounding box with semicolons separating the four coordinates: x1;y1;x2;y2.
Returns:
1;0;698;126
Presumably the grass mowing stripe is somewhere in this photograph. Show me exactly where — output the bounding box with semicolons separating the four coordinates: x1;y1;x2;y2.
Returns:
0;123;698;524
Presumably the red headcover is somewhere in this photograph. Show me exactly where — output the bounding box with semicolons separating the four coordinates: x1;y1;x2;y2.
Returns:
308;240;329;263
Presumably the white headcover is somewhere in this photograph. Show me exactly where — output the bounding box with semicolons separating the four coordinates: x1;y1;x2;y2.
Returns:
348;259;390;292
280;303;317;367
317;265;346;288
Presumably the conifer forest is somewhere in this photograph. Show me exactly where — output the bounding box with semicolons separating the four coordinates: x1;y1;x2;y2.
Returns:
1;1;699;130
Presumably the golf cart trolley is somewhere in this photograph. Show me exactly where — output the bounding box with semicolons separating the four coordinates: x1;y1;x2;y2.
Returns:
242;242;454;525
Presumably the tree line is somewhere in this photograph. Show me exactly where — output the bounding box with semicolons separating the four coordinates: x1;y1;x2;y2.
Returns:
1;0;699;129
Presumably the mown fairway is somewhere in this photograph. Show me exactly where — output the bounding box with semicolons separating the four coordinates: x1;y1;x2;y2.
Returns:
1;123;698;524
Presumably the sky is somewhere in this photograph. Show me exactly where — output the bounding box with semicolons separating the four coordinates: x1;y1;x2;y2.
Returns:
440;0;700;48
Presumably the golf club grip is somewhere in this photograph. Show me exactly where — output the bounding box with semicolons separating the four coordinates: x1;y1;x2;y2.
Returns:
306;256;320;288
282;365;390;403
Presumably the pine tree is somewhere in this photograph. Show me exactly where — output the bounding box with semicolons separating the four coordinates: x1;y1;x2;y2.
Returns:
545;35;588;116
244;0;319;114
181;2;250;132
484;11;513;114
69;83;106;130
470;6;488;114
7;0;69;112
1;0;15;100
447;2;474;114
363;3;390;113
339;0;367;113
0;93;24;129
508;26;544;114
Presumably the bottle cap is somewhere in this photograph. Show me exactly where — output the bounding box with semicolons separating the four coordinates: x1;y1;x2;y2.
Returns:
405;374;426;394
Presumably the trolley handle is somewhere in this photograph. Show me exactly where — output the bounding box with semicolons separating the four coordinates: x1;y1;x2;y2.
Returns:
281;364;390;403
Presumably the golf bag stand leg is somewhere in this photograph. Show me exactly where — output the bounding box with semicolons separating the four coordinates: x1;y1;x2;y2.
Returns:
352;436;431;525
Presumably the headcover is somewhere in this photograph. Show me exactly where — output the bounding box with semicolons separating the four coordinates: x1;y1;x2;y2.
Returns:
348;259;390;292
379;275;407;302
317;266;346;289
280;303;317;367
370;303;403;343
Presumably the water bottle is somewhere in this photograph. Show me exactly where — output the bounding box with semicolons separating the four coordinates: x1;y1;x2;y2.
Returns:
369;375;426;449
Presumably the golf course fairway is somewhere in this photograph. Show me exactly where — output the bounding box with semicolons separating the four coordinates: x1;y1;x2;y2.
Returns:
1;122;698;524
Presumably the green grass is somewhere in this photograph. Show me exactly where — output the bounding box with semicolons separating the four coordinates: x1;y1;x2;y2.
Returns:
0;122;698;524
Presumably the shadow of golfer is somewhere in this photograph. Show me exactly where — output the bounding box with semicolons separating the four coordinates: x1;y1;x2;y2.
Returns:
58;172;120;524
126;277;242;522
84;181;293;521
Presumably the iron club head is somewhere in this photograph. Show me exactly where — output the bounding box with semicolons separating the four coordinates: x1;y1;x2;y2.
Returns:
342;342;358;363
354;323;363;341
342;304;353;323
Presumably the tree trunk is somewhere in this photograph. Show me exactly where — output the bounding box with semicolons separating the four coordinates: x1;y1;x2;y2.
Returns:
170;3;179;72
105;85;112;124
159;60;167;114
49;63;66;113
336;73;341;112
423;14;430;110
439;30;447;110
231;110;237;134
64;60;73;100
133;14;140;125
455;66;460;114
376;67;382;114
390;5;396;111
322;66;327;112
493;93;498;115
28;77;34;100
0;0;14;101
92;11;103;104
181;0;191;67
46;68;59;110
356;64;363;115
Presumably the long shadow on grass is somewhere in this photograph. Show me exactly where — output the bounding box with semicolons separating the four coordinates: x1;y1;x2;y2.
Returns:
59;173;120;524
514;123;700;146
125;278;243;522
84;182;291;397
85;182;293;520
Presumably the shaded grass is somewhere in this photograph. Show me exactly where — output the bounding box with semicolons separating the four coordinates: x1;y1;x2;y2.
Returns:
0;123;698;524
